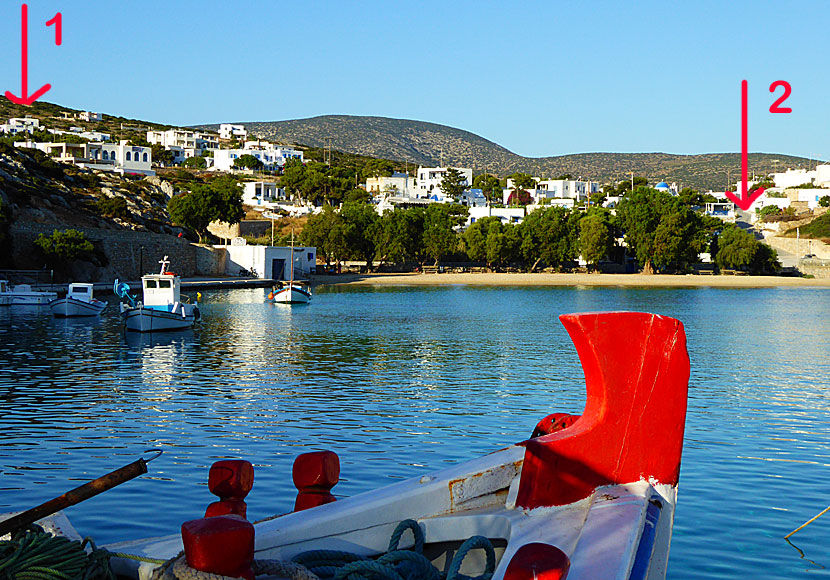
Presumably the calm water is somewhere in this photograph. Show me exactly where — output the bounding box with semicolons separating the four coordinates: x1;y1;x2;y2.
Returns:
1;284;829;578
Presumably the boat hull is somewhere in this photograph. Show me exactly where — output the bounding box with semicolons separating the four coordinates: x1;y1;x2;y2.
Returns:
273;285;311;304
123;306;197;332
6;292;58;306
49;297;106;317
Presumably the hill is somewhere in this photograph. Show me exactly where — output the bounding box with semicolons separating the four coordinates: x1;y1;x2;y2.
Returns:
198;115;810;191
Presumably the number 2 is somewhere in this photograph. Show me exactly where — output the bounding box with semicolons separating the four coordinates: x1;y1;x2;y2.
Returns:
769;81;791;113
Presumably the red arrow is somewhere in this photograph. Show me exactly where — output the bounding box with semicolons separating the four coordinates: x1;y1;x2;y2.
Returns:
5;4;52;106
724;80;764;211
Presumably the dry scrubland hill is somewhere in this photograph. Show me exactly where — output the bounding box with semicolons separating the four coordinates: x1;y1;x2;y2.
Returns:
203;115;810;191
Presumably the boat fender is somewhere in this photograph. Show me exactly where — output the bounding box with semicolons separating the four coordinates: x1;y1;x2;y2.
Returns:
267;291;274;300
205;460;254;519
531;413;581;438
182;515;255;580
293;450;339;512
503;542;570;580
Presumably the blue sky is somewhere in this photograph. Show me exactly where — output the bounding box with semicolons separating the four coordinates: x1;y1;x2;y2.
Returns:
2;1;828;160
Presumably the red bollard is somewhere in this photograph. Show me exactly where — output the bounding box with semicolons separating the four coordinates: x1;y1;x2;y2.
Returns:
205;460;254;518
182;515;255;580
293;451;339;512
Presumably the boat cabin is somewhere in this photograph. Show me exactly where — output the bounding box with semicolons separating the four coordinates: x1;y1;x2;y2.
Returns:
67;283;95;302
141;274;181;310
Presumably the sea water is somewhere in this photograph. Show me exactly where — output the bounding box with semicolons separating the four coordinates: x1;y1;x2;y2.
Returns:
1;284;829;578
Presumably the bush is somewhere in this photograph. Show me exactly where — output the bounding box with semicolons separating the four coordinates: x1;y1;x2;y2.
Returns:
97;196;129;219
819;195;830;208
183;156;207;169
34;229;95;271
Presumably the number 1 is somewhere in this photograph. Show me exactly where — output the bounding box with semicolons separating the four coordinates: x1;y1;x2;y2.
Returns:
45;12;61;46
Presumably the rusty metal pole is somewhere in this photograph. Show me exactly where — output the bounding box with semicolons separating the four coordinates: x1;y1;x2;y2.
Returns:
0;451;160;537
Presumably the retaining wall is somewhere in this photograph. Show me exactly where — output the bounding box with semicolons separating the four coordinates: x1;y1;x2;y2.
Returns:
10;224;225;281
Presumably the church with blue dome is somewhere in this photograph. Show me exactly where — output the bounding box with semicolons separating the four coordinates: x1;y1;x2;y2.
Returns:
654;180;678;195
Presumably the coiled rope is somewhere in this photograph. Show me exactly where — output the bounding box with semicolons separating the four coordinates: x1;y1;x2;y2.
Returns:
149;520;495;580
0;527;115;580
291;520;495;580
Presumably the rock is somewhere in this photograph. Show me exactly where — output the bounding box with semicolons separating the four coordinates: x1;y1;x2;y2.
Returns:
70;260;99;282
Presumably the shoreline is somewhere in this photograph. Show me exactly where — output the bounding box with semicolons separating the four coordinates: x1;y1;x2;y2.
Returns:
312;272;830;288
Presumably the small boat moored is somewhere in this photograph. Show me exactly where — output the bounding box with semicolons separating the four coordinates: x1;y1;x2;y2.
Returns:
0;280;58;306
48;283;107;317
269;229;312;304
116;257;200;332
105;311;690;580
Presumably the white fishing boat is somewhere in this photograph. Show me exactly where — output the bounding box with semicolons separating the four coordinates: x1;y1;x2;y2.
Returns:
0;280;58;306
48;283;107;317
116;257;200;332
270;231;312;304
104;311;690;580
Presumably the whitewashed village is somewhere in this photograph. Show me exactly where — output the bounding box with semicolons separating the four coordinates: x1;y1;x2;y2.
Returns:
2;111;829;281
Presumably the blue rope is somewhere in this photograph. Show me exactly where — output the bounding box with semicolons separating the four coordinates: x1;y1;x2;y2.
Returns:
291;521;495;580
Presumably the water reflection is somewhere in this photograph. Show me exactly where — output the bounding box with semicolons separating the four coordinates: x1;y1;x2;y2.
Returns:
2;286;830;579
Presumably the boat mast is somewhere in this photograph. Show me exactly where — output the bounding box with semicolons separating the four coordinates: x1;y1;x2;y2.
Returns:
289;228;294;286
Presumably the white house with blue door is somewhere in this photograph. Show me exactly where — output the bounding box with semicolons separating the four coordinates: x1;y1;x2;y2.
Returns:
218;241;317;280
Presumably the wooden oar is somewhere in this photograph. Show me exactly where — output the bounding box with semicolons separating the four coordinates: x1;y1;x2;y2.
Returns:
0;450;161;537
785;504;830;539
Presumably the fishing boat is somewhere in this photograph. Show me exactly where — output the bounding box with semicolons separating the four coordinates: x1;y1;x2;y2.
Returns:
0;280;58;306
99;311;689;580
270;232;312;304
48;283;107;317
115;257;200;332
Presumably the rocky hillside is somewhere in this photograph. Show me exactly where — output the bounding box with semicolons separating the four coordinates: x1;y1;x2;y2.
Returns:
200;115;811;191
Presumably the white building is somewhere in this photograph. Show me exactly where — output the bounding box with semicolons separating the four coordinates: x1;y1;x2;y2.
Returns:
467;206;527;227
416;166;473;199
1;117;41;135
147;129;219;157
503;178;600;204
219;124;248;141
212;144;303;173
76;111;102;122
364;172;417;197
16;140;154;176
242;181;288;207
217;243;316;280
47;127;111;141
771;168;815;189
459;189;487;207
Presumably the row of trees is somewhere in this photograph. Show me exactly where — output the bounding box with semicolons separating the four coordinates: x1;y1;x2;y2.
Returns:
300;187;780;274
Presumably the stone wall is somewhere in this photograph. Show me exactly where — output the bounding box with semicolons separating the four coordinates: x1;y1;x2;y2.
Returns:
764;234;830;260
207;220;271;241
10;223;206;281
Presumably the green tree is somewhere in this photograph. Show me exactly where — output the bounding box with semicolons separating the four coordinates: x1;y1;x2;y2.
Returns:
578;211;613;267
167;175;244;243
519;206;573;271
616;187;704;273
440;167;468;200
301;205;347;267
234;154;264;170
375;208;425;265
340;201;380;268
507;173;535;206
818;195;830;208
472;174;503;203
422;204;457;265
183;156;207;169
151;145;175;167
462;218;490;263
713;224;781;274
34;229;94;272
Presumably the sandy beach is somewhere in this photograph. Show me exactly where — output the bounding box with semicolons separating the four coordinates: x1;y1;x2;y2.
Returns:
312;272;830;288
